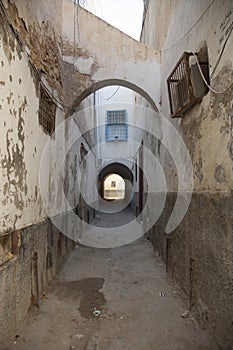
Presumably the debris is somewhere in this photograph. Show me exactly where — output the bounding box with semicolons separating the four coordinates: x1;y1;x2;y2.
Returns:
159;291;166;297
74;333;84;339
181;310;190;318
93;307;101;317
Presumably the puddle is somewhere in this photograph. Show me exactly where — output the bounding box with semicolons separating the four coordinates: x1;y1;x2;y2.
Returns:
52;278;106;319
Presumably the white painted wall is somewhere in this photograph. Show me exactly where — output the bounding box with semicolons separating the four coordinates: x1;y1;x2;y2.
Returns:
62;1;161;109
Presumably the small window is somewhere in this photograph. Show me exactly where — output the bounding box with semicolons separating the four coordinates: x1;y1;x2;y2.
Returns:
39;86;56;135
106;110;128;142
111;181;116;188
167;51;209;118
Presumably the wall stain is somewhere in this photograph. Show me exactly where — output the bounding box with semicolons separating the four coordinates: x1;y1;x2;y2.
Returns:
1;99;28;210
214;165;225;183
194;155;204;183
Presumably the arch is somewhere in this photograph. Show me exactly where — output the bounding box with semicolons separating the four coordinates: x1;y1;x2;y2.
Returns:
69;79;158;115
98;162;133;204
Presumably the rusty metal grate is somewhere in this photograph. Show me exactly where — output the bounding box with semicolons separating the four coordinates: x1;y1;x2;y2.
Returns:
167;52;198;118
39;87;56;136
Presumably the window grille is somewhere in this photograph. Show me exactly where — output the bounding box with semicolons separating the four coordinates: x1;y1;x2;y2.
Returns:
167;52;208;118
106;110;128;141
167;52;192;118
39;87;56;136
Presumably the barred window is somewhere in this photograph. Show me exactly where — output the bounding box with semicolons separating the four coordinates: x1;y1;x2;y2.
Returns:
167;51;209;118
106;110;128;142
39;87;56;136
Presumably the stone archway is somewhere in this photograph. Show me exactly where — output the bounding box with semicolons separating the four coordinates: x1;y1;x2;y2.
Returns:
98;162;133;205
69;79;158;115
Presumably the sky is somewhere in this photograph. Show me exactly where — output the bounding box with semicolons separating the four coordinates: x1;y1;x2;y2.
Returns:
83;0;144;40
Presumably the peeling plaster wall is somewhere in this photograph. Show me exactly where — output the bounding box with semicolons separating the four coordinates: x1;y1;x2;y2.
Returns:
0;0;97;246
141;0;233;347
0;1;96;342
1;0;64;95
0;7;48;232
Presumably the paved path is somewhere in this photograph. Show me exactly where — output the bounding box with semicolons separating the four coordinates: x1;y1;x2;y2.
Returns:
4;233;218;349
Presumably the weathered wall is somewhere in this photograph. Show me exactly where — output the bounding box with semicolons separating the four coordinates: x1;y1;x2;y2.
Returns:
141;0;233;348
61;0;161;110
0;219;74;346
0;0;96;343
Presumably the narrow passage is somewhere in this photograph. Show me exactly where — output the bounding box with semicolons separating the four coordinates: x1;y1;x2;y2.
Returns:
5;213;218;350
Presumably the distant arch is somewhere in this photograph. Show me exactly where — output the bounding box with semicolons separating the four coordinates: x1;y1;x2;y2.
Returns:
69;79;158;114
98;162;133;203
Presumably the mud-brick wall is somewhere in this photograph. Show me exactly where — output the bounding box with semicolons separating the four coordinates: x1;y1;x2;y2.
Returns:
0;219;74;346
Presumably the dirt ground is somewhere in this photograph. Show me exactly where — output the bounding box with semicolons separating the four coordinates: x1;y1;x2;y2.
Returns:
3;234;219;350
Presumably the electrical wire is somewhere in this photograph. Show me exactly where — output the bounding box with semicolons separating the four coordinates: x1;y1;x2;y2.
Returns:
192;52;233;94
162;0;216;52
101;86;121;101
210;23;233;78
73;0;76;65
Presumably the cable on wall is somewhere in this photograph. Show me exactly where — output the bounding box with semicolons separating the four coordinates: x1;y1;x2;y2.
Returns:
210;23;233;78
192;52;233;94
162;0;216;52
101;86;121;101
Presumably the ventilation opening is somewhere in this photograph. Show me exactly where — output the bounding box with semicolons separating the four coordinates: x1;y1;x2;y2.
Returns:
103;173;125;201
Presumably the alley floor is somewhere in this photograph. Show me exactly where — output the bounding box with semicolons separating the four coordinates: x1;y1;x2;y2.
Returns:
3;230;219;349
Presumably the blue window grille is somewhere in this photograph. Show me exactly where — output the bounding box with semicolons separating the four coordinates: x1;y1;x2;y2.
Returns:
106;110;128;142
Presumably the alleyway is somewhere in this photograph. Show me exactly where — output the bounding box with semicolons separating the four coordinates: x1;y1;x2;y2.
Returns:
78;201;143;248
4;212;218;350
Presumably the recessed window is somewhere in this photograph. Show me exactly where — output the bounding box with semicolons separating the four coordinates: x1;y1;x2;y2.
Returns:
106;110;128;141
167;50;209;118
39;86;56;135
